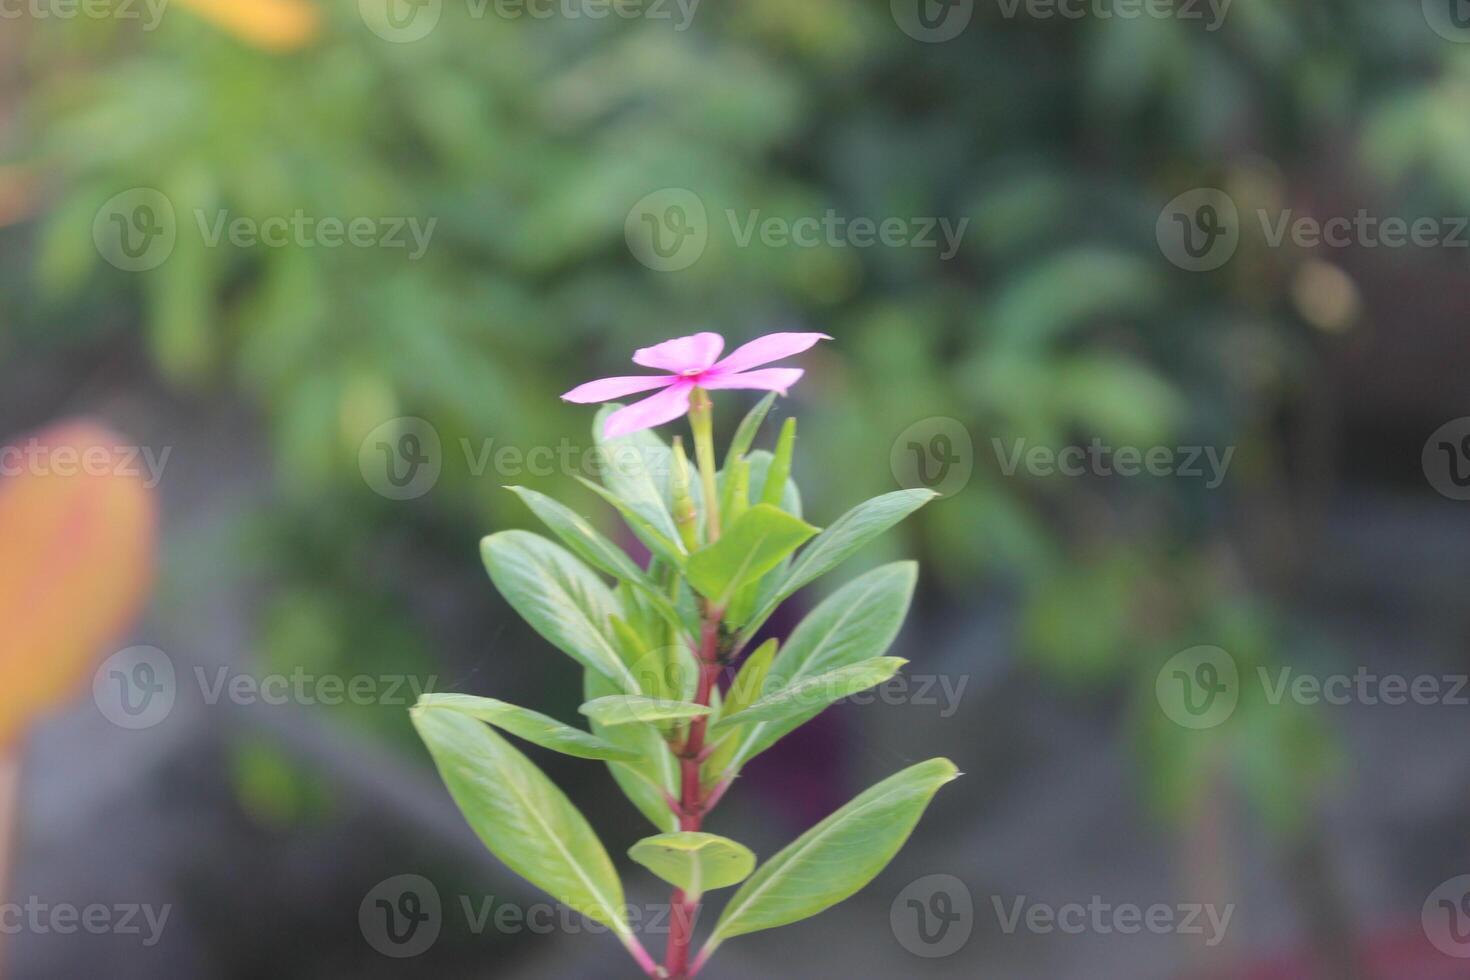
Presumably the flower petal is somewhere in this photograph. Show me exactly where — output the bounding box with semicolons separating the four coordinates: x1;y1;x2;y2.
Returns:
712;332;831;375
603;383;695;439
699;368;805;394
632;332;725;373
562;374;675;404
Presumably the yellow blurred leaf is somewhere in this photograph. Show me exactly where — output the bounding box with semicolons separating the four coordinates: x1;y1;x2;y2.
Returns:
173;0;320;52
0;422;157;751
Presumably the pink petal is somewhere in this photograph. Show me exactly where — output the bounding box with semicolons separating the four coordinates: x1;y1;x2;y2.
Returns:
699;368;805;394
712;332;831;375
562;374;675;404
632;332;725;373
603;382;695;439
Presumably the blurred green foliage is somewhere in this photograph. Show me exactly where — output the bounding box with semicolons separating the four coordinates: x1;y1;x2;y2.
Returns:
8;0;1457;835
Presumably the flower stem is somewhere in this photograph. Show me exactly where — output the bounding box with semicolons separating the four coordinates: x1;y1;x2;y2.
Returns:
663;603;724;978
687;387;720;543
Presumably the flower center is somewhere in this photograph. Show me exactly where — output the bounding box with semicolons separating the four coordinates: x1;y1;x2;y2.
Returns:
679;368;704;378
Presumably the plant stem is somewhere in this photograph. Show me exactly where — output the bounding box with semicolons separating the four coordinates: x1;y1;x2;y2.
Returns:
663;606;724;978
687;388;720;543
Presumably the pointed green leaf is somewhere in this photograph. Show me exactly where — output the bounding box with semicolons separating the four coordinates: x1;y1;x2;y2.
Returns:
685;504;819;605
585;669;678;832
506;485;683;631
411;705;632;939
723;392;777;470
710;657;906;735
702;759;959;956
580;695;712;728
575;476;685;567
739;489;935;642
481;531;639;692
592;405;682;553
416;693;641;762
727;563;917;771
758;417;796;507
629;832;756;897
722;638;778;719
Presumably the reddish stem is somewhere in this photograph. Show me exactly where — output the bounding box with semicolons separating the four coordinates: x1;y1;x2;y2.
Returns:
663;610;724;978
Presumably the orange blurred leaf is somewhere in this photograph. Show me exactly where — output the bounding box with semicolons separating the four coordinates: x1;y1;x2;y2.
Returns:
0;422;158;751
173;0;321;52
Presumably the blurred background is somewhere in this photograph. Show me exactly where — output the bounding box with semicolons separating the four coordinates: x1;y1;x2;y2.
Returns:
3;0;1470;977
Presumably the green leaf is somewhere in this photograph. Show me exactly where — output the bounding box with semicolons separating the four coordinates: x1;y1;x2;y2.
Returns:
416;693;640;762
411;705;633;940
629;832;755;898
723;392;777;470
592;405;682;553
580;695;712;728
585;669;678;832
702;759;959;956
710;657;905;736
721;638;778;719
506;485;683;631
481;531;640;692
575;476;685;567
739;489;935;641
725;563;917;772
758;417;796;508
685;504;819;605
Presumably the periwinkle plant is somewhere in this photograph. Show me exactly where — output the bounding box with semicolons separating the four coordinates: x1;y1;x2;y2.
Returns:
411;333;956;977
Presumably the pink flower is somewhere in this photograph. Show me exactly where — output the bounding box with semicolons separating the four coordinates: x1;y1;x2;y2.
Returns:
562;332;831;439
